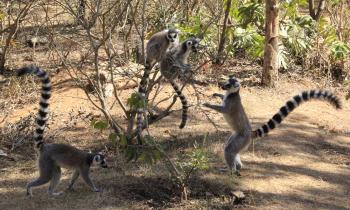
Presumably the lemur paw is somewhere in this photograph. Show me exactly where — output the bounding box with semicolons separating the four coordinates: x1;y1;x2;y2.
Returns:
50;192;64;196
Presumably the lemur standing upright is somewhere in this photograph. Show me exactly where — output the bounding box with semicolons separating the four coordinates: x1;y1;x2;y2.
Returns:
203;76;341;172
18;66;108;197
136;28;180;138
159;37;201;129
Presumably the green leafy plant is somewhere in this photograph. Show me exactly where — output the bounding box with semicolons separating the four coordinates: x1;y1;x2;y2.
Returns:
238;0;264;29
329;40;350;61
317;17;350;61
170;137;209;201
127;92;147;109
280;16;315;58
229;26;264;59
90;119;109;132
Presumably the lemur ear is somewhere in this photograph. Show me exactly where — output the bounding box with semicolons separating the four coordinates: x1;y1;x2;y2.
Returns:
195;38;201;42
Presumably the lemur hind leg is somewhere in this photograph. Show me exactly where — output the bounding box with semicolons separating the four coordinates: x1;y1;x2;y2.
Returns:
26;158;54;196
48;165;63;196
224;133;248;173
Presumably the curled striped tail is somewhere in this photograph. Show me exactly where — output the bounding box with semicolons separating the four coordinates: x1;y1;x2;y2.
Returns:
17;66;51;150
253;90;341;138
136;64;152;139
169;80;188;129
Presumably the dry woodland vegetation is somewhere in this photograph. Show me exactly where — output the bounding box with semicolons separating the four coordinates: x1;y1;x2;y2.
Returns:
0;0;350;210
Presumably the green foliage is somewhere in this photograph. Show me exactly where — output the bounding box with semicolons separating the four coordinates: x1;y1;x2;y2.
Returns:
122;135;163;164
317;17;350;61
281;0;308;20
108;132;118;145
176;15;203;39
175;141;209;175
127;92;147;109
173;136;209;185
280;16;315;57
90;119;109;132
238;0;264;29
330;41;350;60
278;45;290;69
229;27;264;59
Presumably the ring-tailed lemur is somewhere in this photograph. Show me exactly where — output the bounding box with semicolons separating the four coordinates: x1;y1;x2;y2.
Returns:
159;37;201;129
136;28;180;139
203;76;341;172
18;66;108;197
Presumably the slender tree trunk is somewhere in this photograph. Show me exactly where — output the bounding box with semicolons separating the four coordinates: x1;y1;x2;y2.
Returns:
214;0;231;64
262;0;279;87
308;0;326;21
77;0;86;22
0;54;5;74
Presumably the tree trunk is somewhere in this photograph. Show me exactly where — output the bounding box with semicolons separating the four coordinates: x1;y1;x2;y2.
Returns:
77;0;86;22
0;54;5;74
262;0;279;87
214;0;231;64
308;0;326;21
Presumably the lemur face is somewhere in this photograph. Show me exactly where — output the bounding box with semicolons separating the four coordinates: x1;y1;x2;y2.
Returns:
93;153;108;168
186;38;201;53
221;76;240;92
167;29;179;43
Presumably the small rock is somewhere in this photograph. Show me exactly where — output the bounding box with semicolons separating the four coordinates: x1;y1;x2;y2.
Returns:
26;37;48;48
104;83;114;97
273;151;281;156
229;190;245;204
0;149;8;157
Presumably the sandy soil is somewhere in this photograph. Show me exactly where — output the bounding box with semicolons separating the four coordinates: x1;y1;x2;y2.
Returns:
0;71;349;210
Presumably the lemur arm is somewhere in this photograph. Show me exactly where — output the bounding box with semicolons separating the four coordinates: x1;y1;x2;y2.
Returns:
213;93;224;100
203;102;226;113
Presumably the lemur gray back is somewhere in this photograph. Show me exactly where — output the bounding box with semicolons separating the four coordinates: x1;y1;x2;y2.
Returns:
17;66;108;197
136;29;180;140
203;76;341;172
159;38;201;129
160;37;200;80
146;28;179;67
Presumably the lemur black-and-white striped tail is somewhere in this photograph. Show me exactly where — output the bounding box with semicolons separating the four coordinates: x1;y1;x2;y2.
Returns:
253;90;341;138
17;66;51;150
169;80;188;129
136;64;153;139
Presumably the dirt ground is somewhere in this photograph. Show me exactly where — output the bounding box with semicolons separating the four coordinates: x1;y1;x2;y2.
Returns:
0;70;349;210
